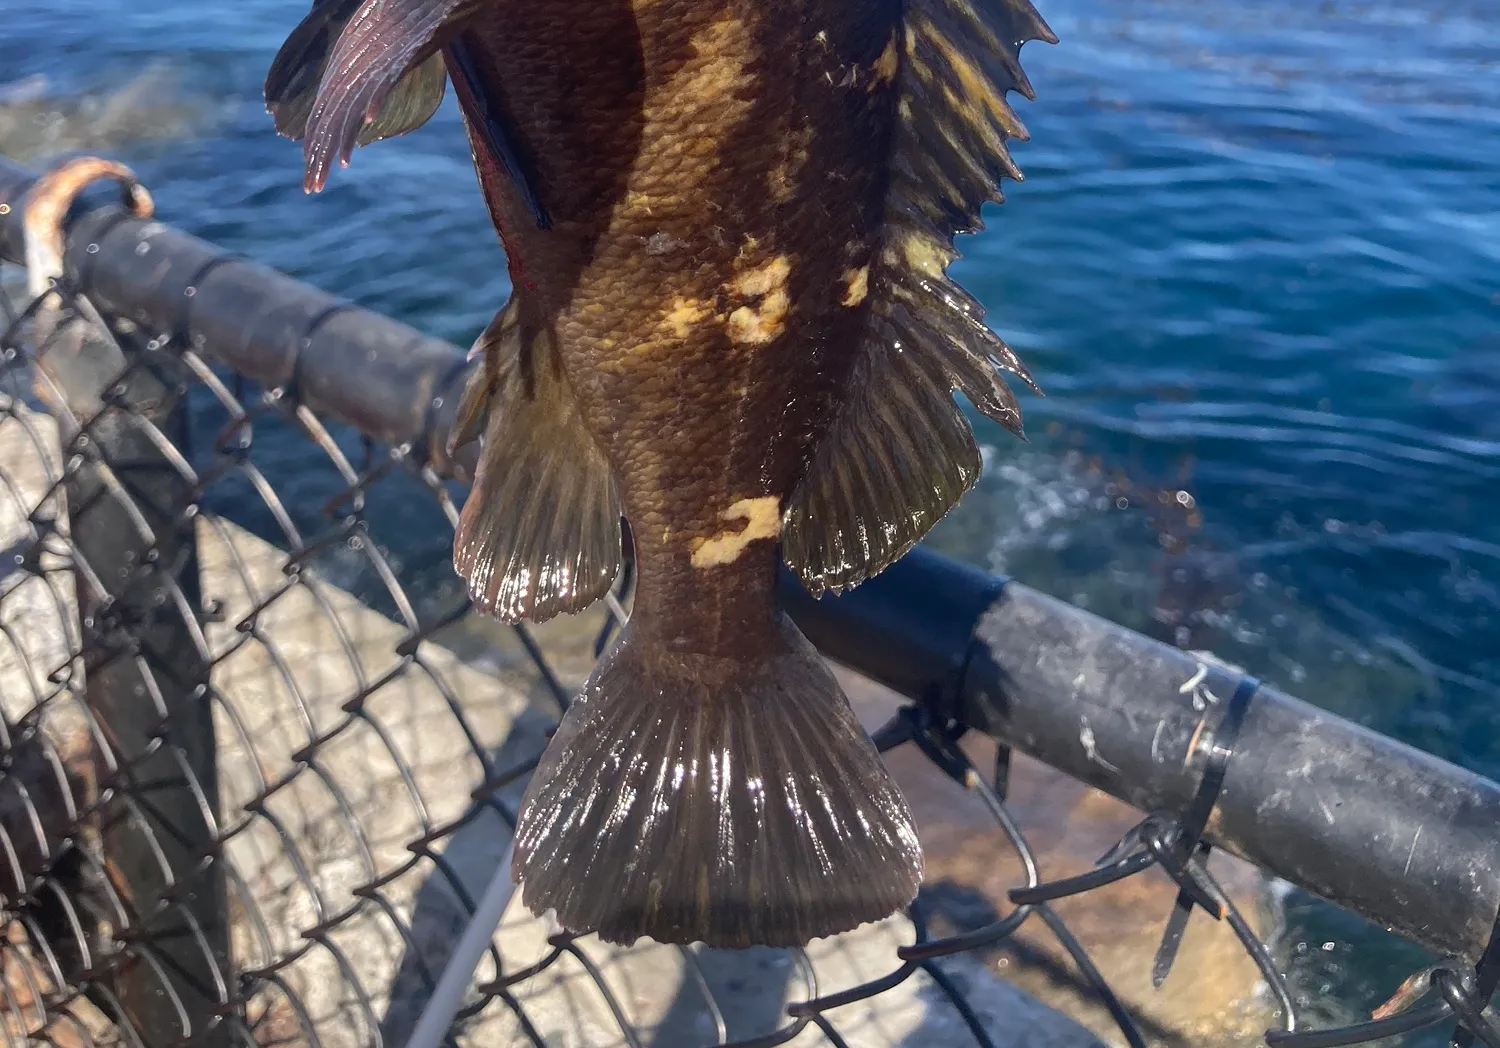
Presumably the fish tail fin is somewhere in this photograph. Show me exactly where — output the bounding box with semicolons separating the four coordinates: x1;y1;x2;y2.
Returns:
512;615;923;948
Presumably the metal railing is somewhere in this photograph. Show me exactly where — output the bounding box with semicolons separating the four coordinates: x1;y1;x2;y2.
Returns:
0;152;1496;1048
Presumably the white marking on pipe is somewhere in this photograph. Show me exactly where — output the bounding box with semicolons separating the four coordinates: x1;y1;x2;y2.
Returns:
1079;716;1119;774
1404;825;1422;876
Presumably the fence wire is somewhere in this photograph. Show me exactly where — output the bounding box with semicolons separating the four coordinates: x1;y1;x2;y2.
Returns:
0;168;1496;1048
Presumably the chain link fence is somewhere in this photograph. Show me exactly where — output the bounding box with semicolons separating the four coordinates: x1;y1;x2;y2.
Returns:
0;155;1496;1048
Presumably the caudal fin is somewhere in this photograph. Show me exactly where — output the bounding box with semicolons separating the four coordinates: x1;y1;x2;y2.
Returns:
512;616;923;948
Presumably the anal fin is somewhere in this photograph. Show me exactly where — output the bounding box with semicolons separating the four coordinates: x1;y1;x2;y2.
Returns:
290;0;484;191
454;304;623;623
265;0;454;159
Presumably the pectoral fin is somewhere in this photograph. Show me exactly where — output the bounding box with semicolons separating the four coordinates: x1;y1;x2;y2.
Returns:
266;0;451;154
287;0;482;192
355;53;449;146
448;304;515;456
268;1;552;224
266;1;358;140
453;305;623;623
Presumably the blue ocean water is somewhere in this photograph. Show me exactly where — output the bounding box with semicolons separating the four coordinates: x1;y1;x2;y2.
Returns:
3;0;1498;1038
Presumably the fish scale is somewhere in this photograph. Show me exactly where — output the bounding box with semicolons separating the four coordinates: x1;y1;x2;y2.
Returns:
266;0;1054;948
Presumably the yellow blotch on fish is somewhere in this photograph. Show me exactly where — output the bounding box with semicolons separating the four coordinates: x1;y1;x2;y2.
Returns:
690;496;783;568
900;229;952;280
725;255;792;344
617;15;758;217
871;34;901;87
840;265;869;307
665;16;757;112
661;296;714;339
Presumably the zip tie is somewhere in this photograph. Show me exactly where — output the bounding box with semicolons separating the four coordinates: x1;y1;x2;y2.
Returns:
1152;673;1259;986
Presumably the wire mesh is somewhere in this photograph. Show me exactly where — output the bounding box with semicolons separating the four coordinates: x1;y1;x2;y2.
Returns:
0;178;1496;1048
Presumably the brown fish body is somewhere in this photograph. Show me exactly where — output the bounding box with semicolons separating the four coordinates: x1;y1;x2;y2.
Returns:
267;0;1054;947
458;0;899;654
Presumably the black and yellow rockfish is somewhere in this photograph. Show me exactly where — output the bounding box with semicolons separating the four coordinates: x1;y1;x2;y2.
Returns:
267;0;1053;948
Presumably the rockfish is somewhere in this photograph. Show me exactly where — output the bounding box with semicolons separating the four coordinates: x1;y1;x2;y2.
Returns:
267;0;1053;947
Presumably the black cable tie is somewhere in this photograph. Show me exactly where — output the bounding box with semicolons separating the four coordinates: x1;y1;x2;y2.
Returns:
993;741;1012;805
1096;818;1151;868
1152;672;1259;987
904;706;972;784
870;710;917;754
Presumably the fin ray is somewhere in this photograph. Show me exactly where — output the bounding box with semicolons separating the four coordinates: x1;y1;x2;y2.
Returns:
355;53;449;146
453;304;623;623
513;617;922;947
299;0;481;191
265;0;360;141
786;0;1054;596
266;0;452;155
786;336;981;597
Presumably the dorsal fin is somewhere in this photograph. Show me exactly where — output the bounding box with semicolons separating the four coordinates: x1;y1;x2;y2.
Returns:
265;0;452;158
785;0;1055;598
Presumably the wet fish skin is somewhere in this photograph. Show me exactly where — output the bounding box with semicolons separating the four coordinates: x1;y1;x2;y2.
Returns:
458;0;897;639
455;0;922;949
268;0;1052;948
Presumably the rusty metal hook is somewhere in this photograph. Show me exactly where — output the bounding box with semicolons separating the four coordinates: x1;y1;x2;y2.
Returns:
22;157;154;304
